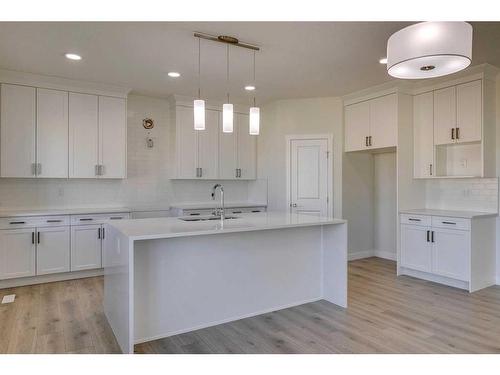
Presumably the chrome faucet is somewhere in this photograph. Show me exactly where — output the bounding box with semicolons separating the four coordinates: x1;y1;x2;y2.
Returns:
211;183;225;220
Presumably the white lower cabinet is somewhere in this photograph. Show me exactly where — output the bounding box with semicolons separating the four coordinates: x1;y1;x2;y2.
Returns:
399;213;495;292
71;224;103;271
36;226;70;275
0;228;36;279
431;228;469;281
400;225;432;273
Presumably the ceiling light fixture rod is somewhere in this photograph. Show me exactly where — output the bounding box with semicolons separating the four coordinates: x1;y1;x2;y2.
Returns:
194;32;260;51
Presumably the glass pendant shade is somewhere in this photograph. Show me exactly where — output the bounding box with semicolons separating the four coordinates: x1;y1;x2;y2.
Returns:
249;107;260;135
193;99;206;130
387;22;472;79
222;103;234;133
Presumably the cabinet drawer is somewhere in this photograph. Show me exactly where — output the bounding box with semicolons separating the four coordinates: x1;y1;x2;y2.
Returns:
431;216;470;231
400;214;431;227
0;217;38;229
70;212;130;225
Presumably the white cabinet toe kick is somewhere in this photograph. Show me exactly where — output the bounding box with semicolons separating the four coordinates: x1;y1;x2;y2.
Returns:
399;212;496;292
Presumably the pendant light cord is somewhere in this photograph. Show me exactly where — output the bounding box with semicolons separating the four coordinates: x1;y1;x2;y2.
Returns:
198;38;201;99
253;50;256;107
226;44;230;103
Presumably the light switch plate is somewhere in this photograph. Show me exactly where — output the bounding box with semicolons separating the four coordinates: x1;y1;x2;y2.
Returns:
1;294;15;304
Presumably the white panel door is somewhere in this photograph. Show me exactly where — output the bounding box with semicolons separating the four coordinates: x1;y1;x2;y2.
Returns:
456;80;482;144
432;228;470;281
290;138;328;216
400;225;432;272
69;93;99;178
176;106;198;179
344;101;370;152
413;92;435;178
236;113;257;180
434;86;456;145
99;96;126;178
0;228;36;280
219;112;237;179
0;84;36;177
36;88;69;178
36;226;70;275
369;93;398;149
197;109;219;179
71;224;102;271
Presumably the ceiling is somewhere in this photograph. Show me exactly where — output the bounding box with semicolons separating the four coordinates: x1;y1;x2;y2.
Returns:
0;22;499;104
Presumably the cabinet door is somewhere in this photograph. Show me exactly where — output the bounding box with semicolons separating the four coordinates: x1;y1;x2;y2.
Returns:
345;101;370;152
369;93;397;149
36;226;70;275
0;84;36;178
400;225;432;272
432;228;470;281
413;92;435;178
71;224;102;271
456;80;481;143
99;96;126;178
69;93;99;178
434;86;456;145
0;228;36;280
176;106;198;179
236;113;257;180
36;88;69;178
197;109;219;179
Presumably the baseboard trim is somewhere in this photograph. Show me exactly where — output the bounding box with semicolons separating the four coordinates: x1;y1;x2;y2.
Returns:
0;269;104;289
348;249;396;261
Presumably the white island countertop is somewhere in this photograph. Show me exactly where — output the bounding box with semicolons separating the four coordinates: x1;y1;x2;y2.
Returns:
0;206;131;218
107;211;346;241
400;208;498;219
170;201;267;210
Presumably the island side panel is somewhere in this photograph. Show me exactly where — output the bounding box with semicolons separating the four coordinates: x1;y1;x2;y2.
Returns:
133;226;325;344
321;222;348;307
103;224;134;354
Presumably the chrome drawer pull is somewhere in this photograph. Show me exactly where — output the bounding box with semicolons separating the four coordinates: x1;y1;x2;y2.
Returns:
9;221;26;224
408;218;421;222
442;221;456;225
189;213;201;216
80;218;93;221
47;219;62;223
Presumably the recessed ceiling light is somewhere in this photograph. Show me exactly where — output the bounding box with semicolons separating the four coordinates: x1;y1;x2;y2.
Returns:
379;57;388;64
65;53;82;61
245;85;256;91
168;72;181;78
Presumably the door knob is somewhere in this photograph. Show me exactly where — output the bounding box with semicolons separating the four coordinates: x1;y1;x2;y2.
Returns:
292;203;298;207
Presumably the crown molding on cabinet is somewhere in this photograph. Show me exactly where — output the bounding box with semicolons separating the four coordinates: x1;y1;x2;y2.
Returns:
0;69;131;98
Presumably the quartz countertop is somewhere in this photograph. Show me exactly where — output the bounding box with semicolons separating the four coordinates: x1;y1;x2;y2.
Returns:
0;207;131;218
400;208;498;219
107;211;346;241
170;201;267;210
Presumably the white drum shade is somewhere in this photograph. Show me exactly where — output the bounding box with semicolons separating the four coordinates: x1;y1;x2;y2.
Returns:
387;22;472;79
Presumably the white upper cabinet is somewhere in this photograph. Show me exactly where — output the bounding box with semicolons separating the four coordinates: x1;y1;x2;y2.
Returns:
0;84;36;177
456;80;482;143
344;93;398;152
434;86;456;145
344;101;370;152
36;88;69;178
197;109;219;179
236;113;256;180
413;92;435;178
369;94;398;149
69;93;99;178
173;104;256;180
99;96;127;178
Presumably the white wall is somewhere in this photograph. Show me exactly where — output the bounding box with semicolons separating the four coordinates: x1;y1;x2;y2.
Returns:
259;97;343;218
0;95;255;210
374;152;397;259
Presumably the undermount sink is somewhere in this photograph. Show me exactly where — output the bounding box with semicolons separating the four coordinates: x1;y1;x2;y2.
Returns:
178;215;239;222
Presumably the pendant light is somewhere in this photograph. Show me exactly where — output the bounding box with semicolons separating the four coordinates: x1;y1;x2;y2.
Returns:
387;22;472;79
249;50;260;135
222;44;234;133
194;38;206;130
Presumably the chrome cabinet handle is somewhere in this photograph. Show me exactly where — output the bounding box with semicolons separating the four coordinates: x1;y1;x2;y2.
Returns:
102;227;105;239
456;127;460;140
98;228;101;239
37;231;40;244
9;221;26;225
451;128;455;140
426;230;430;242
32;232;35;244
429;164;433;176
369;136;372;146
431;231;435;243
365;136;368;147
37;163;42;176
235;169;238;178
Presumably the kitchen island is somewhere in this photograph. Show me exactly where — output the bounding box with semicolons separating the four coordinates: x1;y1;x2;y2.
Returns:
103;212;348;353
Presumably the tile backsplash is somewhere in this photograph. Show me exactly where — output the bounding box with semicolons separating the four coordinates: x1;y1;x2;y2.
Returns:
425;178;499;213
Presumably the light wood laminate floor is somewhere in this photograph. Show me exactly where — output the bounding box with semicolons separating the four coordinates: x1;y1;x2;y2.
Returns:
2;257;500;354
